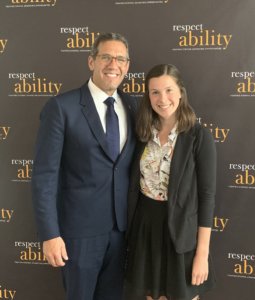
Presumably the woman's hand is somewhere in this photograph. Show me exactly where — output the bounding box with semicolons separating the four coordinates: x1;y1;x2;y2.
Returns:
191;252;209;285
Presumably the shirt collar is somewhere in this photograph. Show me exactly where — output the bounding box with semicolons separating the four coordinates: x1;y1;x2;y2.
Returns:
88;78;119;104
152;124;178;145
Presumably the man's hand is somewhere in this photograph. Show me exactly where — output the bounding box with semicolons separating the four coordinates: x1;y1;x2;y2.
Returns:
43;237;68;267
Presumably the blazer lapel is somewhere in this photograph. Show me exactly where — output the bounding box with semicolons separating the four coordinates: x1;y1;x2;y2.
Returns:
168;131;195;206
129;141;146;193
79;83;113;160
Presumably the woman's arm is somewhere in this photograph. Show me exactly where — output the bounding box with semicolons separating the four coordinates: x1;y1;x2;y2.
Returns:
191;226;211;285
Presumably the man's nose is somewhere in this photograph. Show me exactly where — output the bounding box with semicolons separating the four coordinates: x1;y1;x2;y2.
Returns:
107;57;119;67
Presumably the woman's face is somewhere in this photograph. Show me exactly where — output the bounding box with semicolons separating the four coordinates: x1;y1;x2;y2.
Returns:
148;74;181;123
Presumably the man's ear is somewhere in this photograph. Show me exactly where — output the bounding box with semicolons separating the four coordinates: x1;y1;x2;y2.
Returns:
88;56;94;71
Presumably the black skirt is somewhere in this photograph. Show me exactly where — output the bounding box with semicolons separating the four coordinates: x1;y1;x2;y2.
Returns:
125;193;216;300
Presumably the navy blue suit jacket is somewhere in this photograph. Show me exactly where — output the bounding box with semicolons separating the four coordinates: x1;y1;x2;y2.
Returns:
32;82;137;241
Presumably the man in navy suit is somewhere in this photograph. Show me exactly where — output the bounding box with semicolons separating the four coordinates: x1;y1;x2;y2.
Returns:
32;32;137;300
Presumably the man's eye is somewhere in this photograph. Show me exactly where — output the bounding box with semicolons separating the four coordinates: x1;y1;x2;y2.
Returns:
102;55;111;60
117;57;126;62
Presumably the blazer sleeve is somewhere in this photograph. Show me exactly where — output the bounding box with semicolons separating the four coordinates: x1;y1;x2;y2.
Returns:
31;97;65;241
194;125;217;227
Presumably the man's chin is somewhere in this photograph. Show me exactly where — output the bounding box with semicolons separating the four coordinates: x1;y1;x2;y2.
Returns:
105;84;119;94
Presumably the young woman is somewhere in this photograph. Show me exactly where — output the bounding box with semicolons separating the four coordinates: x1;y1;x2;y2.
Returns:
126;64;216;300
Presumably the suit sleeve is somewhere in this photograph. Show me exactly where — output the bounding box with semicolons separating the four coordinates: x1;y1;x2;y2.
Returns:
194;126;217;227
31;97;65;241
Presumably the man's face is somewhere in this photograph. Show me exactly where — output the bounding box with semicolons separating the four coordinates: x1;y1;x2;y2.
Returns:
88;40;130;96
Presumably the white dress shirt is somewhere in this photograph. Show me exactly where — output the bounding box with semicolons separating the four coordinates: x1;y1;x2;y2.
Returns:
88;78;127;151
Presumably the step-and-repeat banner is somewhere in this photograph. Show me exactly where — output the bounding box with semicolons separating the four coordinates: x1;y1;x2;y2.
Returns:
1;0;255;299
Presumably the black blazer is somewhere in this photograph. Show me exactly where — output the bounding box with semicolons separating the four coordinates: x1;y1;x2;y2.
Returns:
127;123;216;254
32;82;137;241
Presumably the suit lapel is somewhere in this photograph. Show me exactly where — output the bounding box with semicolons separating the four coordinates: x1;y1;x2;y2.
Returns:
79;84;136;162
80;83;113;160
116;91;136;162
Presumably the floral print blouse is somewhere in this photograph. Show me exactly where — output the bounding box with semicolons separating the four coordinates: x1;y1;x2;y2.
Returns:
140;125;178;201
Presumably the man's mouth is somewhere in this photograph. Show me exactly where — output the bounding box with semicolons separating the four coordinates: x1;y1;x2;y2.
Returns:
104;73;119;78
